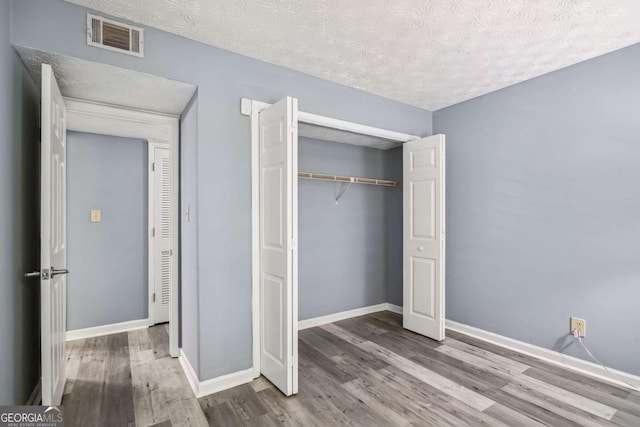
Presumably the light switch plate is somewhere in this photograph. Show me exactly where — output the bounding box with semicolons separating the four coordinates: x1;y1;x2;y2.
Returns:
90;210;101;223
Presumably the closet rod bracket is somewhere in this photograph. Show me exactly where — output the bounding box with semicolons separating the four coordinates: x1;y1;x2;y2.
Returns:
335;178;355;204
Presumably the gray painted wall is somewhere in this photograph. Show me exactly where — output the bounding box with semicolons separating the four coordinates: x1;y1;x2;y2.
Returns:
434;43;640;376
180;94;200;375
299;138;390;319
0;0;41;404
384;147;403;306
66;132;148;330
10;0;432;380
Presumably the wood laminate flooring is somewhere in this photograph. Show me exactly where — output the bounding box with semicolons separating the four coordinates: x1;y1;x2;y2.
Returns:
63;312;640;426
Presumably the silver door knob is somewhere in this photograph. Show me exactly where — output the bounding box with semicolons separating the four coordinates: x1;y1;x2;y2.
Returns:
417;246;424;252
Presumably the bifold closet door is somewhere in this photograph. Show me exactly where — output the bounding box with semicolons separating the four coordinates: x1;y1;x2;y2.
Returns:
403;135;446;341
259;96;298;396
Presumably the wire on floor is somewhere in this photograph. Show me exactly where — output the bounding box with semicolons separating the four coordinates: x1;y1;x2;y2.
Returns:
572;328;640;392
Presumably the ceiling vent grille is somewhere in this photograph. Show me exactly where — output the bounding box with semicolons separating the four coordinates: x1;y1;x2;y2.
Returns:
87;14;144;58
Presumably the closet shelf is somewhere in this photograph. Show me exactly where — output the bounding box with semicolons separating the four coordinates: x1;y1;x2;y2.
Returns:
298;171;399;187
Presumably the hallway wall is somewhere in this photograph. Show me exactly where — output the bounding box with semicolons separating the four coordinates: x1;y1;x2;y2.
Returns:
180;94;200;375
66;131;148;330
0;0;41;404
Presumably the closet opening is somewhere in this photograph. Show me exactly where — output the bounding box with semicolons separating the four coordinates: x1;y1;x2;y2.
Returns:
244;97;445;397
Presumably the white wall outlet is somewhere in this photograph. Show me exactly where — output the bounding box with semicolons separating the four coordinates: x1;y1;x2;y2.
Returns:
570;317;586;338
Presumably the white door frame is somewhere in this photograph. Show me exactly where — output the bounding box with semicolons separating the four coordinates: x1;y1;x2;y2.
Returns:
65;98;180;357
244;97;421;378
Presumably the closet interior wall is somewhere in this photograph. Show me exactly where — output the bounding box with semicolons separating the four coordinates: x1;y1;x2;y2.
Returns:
297;137;403;321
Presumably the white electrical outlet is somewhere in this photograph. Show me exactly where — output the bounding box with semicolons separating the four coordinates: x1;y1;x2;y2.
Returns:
570;317;586;338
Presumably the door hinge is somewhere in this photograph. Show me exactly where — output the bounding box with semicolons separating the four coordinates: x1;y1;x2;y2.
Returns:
290;237;297;251
152;162;155;171
152;228;155;237
153;293;156;303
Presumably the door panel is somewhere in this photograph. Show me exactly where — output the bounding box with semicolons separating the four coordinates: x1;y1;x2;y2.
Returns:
411;256;435;318
263;274;284;361
403;135;445;341
259;97;298;396
41;63;67;405
411;179;435;239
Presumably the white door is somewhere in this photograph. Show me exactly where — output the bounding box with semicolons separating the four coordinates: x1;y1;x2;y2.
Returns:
151;144;171;324
403;135;446;341
259;96;298;396
41;64;68;405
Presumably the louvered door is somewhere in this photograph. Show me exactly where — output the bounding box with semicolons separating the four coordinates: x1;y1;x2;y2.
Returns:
152;144;171;323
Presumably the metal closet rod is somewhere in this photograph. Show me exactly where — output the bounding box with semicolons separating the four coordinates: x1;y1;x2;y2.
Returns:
298;171;399;187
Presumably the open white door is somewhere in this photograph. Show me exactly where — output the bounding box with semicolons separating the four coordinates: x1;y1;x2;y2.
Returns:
259;96;298;396
41;64;68;405
150;144;171;324
403;135;446;341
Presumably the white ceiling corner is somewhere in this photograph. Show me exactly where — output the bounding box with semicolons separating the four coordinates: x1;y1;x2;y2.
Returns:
17;47;196;115
64;0;640;110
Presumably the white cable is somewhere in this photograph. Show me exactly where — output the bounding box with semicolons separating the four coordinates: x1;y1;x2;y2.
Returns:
573;331;640;392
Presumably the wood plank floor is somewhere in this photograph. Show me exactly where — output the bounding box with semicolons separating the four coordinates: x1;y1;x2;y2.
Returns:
63;312;640;426
63;323;208;427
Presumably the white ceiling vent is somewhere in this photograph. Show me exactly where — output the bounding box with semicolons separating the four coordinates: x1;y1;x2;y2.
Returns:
87;14;144;58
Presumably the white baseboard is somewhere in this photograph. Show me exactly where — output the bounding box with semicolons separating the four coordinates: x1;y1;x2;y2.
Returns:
445;319;640;391
178;349;200;397
179;349;253;398
198;368;254;398
66;318;149;341
385;303;403;314
297;303;402;330
299;303;394;330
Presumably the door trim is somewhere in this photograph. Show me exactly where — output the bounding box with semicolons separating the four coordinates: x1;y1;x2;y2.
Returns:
241;98;420;145
65;98;180;357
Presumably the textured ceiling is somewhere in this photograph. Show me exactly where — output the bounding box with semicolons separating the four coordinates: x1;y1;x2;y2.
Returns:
65;0;640;110
17;47;196;115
